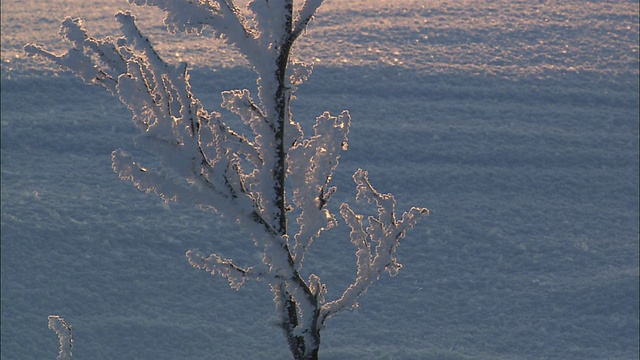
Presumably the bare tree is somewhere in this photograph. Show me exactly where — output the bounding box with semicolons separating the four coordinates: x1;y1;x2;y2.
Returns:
26;1;428;358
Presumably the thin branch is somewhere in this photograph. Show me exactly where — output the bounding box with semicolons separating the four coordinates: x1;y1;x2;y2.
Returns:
48;315;73;360
292;0;324;42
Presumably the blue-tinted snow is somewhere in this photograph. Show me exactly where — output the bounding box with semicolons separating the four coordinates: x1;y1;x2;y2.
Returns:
1;1;638;359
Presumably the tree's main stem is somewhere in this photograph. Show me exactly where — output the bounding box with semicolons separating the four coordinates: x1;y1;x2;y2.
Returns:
272;3;321;359
273;0;294;237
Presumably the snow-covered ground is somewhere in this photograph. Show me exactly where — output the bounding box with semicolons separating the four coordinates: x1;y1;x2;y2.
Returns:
2;0;638;359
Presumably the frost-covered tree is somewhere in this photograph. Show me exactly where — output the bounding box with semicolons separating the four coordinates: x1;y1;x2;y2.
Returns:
26;1;428;358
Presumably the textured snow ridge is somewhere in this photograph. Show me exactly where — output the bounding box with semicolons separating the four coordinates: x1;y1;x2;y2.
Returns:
5;1;638;77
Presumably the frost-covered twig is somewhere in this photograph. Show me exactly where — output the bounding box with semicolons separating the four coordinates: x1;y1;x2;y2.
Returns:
288;111;350;268
129;0;260;59
24;17;124;93
320;170;429;322
48;315;73;360
293;0;323;41
186;249;265;290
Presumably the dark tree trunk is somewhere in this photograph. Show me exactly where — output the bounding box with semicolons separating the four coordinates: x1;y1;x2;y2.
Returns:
273;3;323;359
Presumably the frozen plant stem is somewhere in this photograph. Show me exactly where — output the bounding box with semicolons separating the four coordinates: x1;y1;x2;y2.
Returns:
48;315;73;360
26;1;428;359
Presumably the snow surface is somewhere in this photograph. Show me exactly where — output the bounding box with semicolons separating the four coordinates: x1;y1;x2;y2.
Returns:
2;0;639;359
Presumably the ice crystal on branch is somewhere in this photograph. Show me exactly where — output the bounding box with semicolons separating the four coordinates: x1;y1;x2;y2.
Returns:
26;1;428;358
